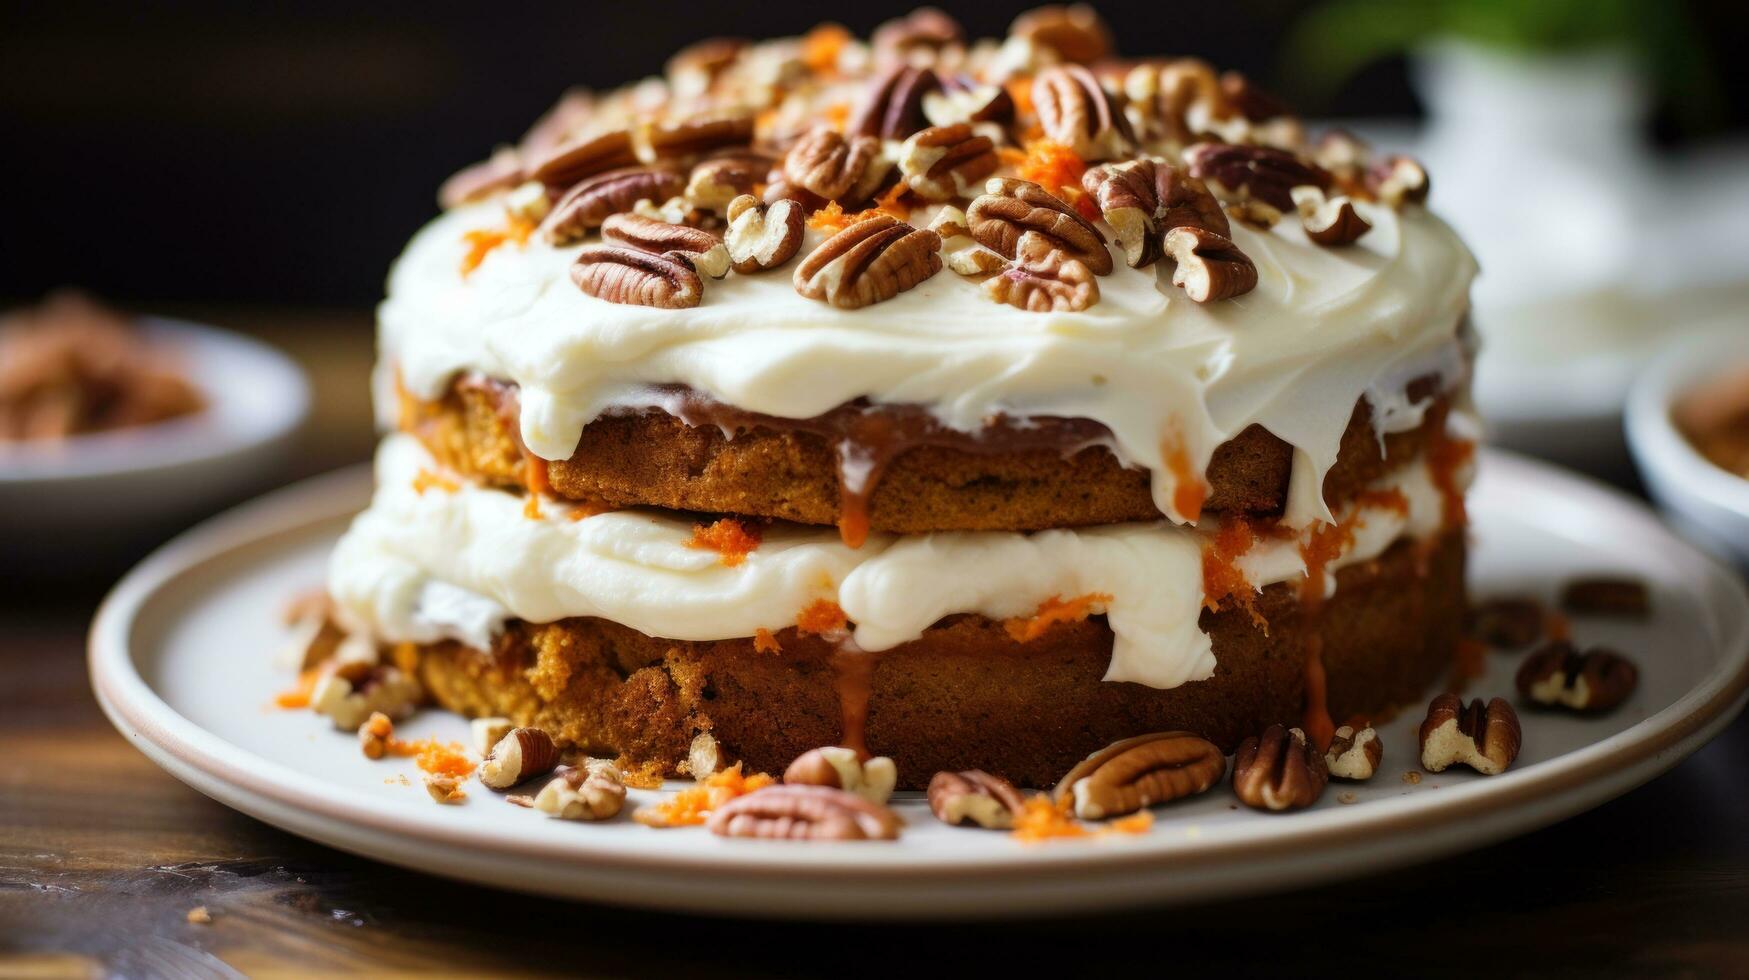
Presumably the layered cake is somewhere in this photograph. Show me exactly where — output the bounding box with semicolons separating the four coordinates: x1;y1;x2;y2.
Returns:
326;7;1478;790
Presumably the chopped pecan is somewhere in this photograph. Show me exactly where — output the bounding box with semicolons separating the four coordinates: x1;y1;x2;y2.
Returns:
1313;129;1373;188
1516;641;1639;713
684;151;775;212
966;176;1112;275
1291;185;1372;246
665;37;747;97
724;195;804;273
848;65;940;141
783;746;899;805
782;126;888;202
1560;576;1650;618
923;74;1016;129
984;232;1098;312
1163;225;1257;303
928;770;1027;828
438;146;523;209
898;124;998;201
572;245;704;308
793;214;941;309
1009;4;1113;64
542;166;687;244
310;664;422;732
1032;64;1134;162
468;717;515;756
635;111;756;164
528;127;639;187
357;711;393;760
424;773;466;805
1082;157;1228;268
601;212;730;279
929;206;1009;276
478;726;560;790
1233;725;1328;811
533;759;626;821
1053;731;1226;819
871;7;963;68
1184;141;1328;213
707;784;901;840
1419;695;1521;775
1466;596;1545;650
1324;725;1383;781
1367;154;1430;208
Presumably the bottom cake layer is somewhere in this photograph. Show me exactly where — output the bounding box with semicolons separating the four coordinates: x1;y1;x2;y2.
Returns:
410;530;1465;790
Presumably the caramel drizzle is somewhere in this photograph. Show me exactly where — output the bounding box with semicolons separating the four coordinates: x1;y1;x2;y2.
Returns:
829;640;878;761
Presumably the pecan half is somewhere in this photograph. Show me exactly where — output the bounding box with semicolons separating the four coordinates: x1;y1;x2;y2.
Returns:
872;7;963;68
724;195;804;273
685;151;775;212
849;65;940;141
1516;641;1639;713
898;124;998;201
928;770;1026;828
984;232;1098;312
478;726;560;790
635;112;755;164
1184;141;1328;213
707;784;901;840
1052;731;1226;819
601;212;730;279
793;214;941;309
923;74;1016;129
1010;4;1113;64
1082;158;1228;268
1466;596;1545;650
1367;155;1430;208
533;759;626;821
1122;58;1222;150
529;127;639;187
1559;576;1650;618
1323;725;1383;781
783;746;899;805
1233;725;1328;811
543;166;687;244
1291;185;1372;246
966;177;1111;275
1032;64;1133;162
930;206;1010;276
572;245;704;309
782;126;887;202
1164;225;1256;302
438;146;523;209
1419;695;1522;775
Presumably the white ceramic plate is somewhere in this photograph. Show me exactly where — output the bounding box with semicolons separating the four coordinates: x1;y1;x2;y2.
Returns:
90;451;1749;920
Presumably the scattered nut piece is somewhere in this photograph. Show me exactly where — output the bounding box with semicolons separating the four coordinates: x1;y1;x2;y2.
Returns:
479;726;561;790
923;75;1014;128
1466;597;1545;650
572;245;704;308
1032;64;1133;162
967;177;1111;275
502;180;552;224
1010;4;1113;64
542;166;687;244
1560;577;1650;618
793;214;941;309
898;124;998;201
927;770;1027;828
1323;725;1383;781
1184;141;1328;213
185;906;213;925
357;711;394;760
1291;185;1372;247
424;772;467;804
723;195;804;274
506;794;535;808
683;731;732;779
469;717;515;756
1081;157;1228;268
1233;725;1328;811
310;664;422;732
930;206;1009;276
984;232;1098;312
783;746;898;805
601;212;731;279
1367;155;1430;208
707;784;901;840
1419;694;1522;775
533;759;626;821
1402;770;1422;785
1053;731;1226;819
1164;225;1257;303
1516;641;1639;713
685;151;775;213
1337;791;1359;805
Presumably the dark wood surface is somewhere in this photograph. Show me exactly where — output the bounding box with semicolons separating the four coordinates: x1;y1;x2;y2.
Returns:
3;312;1747;978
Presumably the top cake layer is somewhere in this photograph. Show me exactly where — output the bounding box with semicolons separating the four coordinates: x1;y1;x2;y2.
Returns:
383;6;1477;529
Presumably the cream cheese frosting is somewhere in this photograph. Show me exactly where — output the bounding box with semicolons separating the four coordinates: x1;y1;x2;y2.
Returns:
379;192;1476;528
331;433;1467;690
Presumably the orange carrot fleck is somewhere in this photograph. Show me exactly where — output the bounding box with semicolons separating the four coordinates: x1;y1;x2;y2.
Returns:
685;518;763;567
796;599;849;636
1003;593;1113;643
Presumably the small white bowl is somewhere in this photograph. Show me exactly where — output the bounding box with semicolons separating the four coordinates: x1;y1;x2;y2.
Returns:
1626;328;1749;566
0;316;310;557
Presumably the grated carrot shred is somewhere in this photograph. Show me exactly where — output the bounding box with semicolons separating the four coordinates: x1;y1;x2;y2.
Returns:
1003;593;1113;643
800;23;851;75
459;215;536;277
272;667;321;710
411;468;458;496
387;737;476;779
1160;424;1207;522
685;518;763;567
1012;794;1159;843
634;763;775;827
1005;76;1036;118
796;599;849;635
822;101;850;131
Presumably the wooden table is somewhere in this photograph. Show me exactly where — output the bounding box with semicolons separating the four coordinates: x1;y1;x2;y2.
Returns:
3;312;1746;977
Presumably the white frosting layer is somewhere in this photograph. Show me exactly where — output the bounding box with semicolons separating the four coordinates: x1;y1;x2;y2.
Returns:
379;197;1475;527
331;434;1463;690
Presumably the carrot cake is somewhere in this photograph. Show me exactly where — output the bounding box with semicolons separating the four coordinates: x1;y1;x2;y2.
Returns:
325;7;1478;789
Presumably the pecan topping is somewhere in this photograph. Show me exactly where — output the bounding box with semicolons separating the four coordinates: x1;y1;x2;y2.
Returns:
601;212;731;279
1516;641;1639;713
439;146;523;209
871;7;963;68
1419;695;1522;775
849;65;940;141
1184;141;1328;214
984;232;1099;312
923;74;1016;129
783;746;899;805
793;214;942;309
1220;71;1292;122
930;206;1009;276
478;726;560;790
635;111;756;164
1367;155;1430;208
1291;185;1372;247
665;37;747;97
1323;725;1383;781
1466;596;1545;650
1164;225;1257;303
1560;576;1650;618
1032;64;1134;163
543;166;687;244
534;759;626;821
529;127;638;187
707;784;901;840
724;195;804;274
1312;129;1372;188
928;770;1026;828
1233;725;1328;811
1010;4;1113;64
684;151;775;213
966;177;1112;275
1082;158;1228;268
572;245;704;309
1052;731;1226;819
898;124;998;201
1122;58;1222;149
782;126;887;202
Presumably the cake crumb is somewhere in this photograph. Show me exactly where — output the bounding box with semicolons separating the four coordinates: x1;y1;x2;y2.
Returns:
685;517;763;567
1402;771;1422;785
1338;791;1359;805
1003;593;1112;643
506;794;535;808
796;599;848;636
753;628;782;654
185;906;212;925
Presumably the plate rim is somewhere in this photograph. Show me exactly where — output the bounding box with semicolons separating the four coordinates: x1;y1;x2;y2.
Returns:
89;450;1749;882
